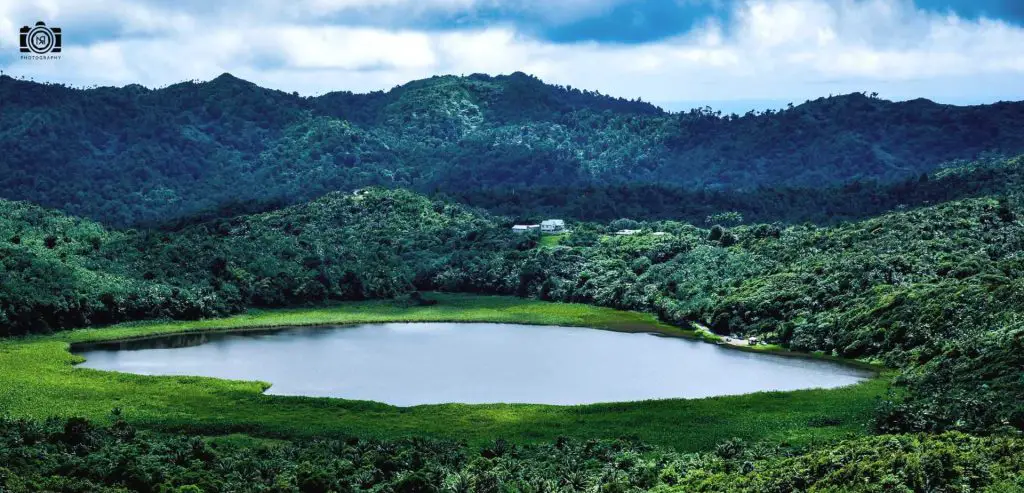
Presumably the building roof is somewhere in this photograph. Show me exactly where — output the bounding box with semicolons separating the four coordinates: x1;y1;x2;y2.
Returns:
615;229;642;235
541;219;565;227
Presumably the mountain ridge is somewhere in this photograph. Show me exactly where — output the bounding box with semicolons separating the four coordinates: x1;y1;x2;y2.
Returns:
9;71;1020;113
3;72;1024;226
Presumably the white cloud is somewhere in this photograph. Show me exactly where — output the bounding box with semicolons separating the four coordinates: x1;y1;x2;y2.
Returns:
2;0;1023;108
270;27;437;70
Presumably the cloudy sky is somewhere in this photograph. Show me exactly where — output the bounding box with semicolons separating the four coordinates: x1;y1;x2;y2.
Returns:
2;0;1023;112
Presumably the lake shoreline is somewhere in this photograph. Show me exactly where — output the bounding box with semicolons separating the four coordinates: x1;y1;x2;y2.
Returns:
61;293;883;374
1;293;891;451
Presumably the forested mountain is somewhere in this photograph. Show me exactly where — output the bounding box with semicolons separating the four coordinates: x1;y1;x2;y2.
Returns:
3;72;1023;226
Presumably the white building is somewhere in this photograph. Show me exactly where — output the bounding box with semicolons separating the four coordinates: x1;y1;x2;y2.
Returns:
615;229;642;235
512;224;540;233
540;219;566;234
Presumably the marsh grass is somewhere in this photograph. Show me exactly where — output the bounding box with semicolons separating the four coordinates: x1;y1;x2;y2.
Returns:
0;294;888;451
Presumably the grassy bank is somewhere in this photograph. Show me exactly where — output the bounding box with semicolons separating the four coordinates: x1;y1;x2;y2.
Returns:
0;294;888;451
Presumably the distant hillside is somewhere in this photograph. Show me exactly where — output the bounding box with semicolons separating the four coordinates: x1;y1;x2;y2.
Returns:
0;188;513;334
451;155;1024;225
2;72;1023;225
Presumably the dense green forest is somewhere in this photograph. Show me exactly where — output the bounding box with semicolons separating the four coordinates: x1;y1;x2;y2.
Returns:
3;72;1024;226
448;153;1024;224
3;155;1023;441
1;413;1021;492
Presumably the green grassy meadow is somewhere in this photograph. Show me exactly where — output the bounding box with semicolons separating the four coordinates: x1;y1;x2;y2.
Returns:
0;294;888;452
538;233;567;247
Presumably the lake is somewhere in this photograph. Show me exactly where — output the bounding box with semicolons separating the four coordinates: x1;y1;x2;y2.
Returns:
74;323;872;406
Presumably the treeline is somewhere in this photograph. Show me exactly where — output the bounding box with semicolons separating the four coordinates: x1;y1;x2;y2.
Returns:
3;73;1024;226
1;414;1020;492
448;154;1024;224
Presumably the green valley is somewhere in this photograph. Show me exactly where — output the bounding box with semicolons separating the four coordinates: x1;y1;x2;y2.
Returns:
1;71;1023;491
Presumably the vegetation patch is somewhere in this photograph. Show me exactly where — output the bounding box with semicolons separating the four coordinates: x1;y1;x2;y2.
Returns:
538;233;567;248
0;414;1019;492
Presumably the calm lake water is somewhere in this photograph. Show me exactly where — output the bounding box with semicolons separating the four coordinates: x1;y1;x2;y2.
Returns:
74;323;871;406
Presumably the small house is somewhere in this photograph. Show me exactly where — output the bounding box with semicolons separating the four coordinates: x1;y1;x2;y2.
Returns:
615;229;642;236
651;232;670;236
540;219;566;234
512;224;540;234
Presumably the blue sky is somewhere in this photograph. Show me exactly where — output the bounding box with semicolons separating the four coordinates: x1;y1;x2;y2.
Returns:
2;0;1023;113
